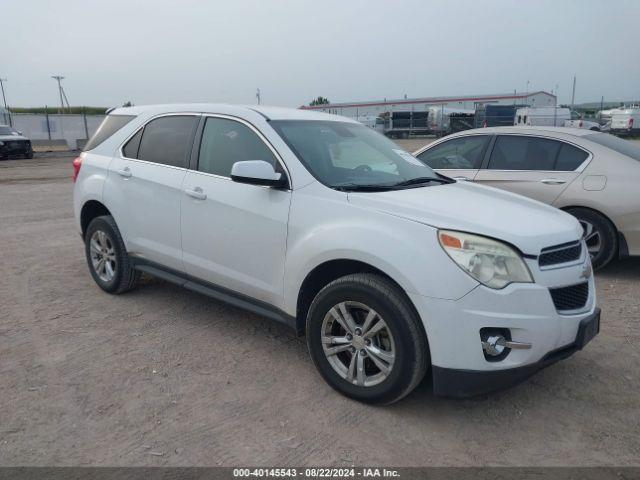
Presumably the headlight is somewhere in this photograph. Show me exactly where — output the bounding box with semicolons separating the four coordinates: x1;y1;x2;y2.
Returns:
438;230;533;289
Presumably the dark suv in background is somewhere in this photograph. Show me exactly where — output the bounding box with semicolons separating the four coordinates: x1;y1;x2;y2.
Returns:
0;125;33;159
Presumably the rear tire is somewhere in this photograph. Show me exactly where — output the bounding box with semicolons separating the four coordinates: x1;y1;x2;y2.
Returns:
85;215;140;294
566;207;617;270
306;273;429;404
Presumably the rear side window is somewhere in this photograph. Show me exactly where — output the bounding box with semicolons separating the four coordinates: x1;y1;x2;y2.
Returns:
137;116;198;167
416;135;488;169
488;136;560;171
197;117;277;177
555;143;589;171
84;115;135;151
122;128;143;158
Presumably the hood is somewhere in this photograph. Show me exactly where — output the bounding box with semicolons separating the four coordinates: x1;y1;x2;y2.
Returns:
347;181;582;255
0;134;29;141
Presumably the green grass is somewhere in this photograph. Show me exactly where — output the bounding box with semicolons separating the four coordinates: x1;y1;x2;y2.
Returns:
9;106;108;115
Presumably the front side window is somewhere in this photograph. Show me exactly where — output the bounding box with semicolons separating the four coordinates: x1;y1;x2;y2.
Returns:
271;120;443;190
137;115;198;167
416;135;489;169
198;117;277;177
488;135;560;171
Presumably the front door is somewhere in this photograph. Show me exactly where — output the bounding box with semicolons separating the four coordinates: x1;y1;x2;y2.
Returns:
180;115;291;306
474;135;585;204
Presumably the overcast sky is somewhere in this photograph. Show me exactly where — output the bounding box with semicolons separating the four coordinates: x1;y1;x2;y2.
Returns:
2;0;638;108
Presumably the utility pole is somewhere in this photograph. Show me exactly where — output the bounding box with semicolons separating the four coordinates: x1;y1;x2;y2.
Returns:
0;77;7;110
256;88;261;105
571;75;576;110
0;77;9;126
51;76;70;114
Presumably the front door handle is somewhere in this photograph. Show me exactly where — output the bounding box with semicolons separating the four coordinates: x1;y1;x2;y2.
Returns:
185;187;207;200
117;167;132;178
540;179;566;185
453;176;471;181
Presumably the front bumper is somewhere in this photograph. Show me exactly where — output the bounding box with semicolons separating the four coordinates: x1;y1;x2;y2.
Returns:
432;308;600;397
0;140;32;158
408;248;598;395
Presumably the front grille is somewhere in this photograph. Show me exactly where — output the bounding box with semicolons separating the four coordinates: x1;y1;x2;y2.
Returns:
549;282;589;312
539;241;582;267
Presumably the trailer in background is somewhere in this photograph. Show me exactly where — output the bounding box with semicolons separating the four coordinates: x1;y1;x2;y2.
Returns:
475;104;526;128
382;111;430;138
427;106;475;136
448;112;476;134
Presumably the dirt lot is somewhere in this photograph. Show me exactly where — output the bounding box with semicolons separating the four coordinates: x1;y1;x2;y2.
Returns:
0;154;639;467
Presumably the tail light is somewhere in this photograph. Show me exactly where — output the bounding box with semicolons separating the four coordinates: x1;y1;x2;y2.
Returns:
483;120;488;128
629;118;634;130
72;156;83;182
579;120;583;128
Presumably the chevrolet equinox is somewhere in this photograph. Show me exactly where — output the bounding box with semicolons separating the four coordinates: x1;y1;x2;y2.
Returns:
73;104;600;404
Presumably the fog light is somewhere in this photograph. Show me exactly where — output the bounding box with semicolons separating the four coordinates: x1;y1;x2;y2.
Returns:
483;335;507;356
480;328;532;362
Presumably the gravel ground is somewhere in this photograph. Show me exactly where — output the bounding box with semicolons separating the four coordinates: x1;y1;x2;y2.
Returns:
0;155;639;466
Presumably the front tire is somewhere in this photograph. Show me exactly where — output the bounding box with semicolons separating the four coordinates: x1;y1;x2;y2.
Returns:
566;207;617;270
306;273;429;404
85;215;140;293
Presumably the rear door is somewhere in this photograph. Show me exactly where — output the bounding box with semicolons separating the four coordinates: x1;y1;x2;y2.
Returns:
414;134;490;181
474;135;586;204
104;114;199;271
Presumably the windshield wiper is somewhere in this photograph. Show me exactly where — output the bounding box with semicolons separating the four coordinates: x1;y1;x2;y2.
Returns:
332;183;397;192
391;176;454;187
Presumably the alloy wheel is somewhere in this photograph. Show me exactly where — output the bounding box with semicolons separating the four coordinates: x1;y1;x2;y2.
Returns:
321;301;396;387
579;219;602;259
89;230;117;282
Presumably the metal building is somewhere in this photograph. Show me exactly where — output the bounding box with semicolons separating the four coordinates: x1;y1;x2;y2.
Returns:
301;91;556;118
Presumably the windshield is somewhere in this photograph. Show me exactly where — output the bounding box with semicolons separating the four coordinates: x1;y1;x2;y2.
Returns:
0;126;19;136
271;120;444;190
584;132;640;161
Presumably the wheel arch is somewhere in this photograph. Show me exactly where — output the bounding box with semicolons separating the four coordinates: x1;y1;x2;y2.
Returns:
80;200;113;239
560;205;626;258
295;258;426;341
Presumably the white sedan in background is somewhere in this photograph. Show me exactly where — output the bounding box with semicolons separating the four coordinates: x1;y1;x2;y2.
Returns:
414;127;640;269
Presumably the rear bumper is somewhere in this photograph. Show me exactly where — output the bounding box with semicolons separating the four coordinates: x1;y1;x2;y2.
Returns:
432;308;601;397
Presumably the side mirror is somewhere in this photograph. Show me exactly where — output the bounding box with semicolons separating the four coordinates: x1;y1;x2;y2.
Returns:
230;160;288;188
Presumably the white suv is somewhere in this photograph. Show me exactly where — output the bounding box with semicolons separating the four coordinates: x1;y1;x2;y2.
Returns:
73;104;600;404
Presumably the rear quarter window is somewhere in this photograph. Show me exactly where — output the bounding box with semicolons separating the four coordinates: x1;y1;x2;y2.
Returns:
83;115;135;151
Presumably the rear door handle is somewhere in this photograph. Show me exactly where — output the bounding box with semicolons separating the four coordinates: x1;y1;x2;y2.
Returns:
117;167;132;178
185;187;207;200
540;179;566;185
